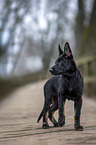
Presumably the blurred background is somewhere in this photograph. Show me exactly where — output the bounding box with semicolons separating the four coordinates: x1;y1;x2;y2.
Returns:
0;0;96;101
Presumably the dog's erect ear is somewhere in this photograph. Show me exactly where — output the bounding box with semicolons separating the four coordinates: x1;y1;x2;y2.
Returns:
64;42;72;56
58;44;63;56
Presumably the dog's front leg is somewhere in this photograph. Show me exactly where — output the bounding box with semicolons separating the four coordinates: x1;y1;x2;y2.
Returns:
74;97;83;131
58;91;65;127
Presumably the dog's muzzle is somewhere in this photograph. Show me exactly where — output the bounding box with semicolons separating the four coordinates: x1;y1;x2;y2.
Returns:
49;68;54;74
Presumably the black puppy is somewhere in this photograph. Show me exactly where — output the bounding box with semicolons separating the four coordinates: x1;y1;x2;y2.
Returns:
37;42;84;131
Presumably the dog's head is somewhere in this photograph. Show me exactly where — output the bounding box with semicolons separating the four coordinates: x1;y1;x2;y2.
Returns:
49;42;76;75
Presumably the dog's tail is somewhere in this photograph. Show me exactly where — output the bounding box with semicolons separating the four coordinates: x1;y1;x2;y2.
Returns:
37;108;44;123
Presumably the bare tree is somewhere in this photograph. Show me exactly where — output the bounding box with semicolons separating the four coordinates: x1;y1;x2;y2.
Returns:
75;0;96;56
75;0;85;55
0;0;31;74
80;0;96;55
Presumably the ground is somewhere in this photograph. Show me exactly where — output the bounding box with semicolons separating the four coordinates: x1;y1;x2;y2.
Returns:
0;80;96;145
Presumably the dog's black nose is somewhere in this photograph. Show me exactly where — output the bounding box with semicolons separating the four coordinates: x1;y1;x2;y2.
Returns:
49;68;54;73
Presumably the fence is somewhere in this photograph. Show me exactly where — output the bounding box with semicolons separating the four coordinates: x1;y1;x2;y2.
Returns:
77;55;96;97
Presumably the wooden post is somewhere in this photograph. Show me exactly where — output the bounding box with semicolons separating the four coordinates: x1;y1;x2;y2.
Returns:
84;63;89;95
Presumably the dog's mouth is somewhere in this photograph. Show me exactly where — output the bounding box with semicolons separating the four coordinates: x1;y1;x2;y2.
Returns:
49;69;72;76
49;69;62;75
51;72;61;75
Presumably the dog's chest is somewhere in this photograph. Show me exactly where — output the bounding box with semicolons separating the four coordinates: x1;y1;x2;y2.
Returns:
65;78;76;90
62;78;78;99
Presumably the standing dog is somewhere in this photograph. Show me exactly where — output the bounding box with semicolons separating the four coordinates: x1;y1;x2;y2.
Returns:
37;42;84;131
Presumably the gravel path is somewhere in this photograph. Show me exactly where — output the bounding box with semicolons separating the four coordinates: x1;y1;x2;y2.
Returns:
0;80;96;145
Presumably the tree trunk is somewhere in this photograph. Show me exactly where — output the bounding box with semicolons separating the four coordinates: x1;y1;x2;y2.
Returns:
80;0;96;55
75;0;85;55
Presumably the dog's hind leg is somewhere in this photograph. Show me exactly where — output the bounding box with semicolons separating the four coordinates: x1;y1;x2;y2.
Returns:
42;103;49;129
42;108;50;129
74;98;83;131
48;104;58;127
49;98;66;127
42;96;52;129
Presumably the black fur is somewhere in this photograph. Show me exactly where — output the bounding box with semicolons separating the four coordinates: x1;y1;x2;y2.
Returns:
37;42;84;131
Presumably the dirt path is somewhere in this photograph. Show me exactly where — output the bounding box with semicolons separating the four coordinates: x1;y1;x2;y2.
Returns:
0;80;96;145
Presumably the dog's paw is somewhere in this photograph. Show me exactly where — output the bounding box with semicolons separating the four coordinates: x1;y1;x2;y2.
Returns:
42;123;49;129
58;121;65;127
75;125;83;131
58;117;65;127
54;122;59;127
